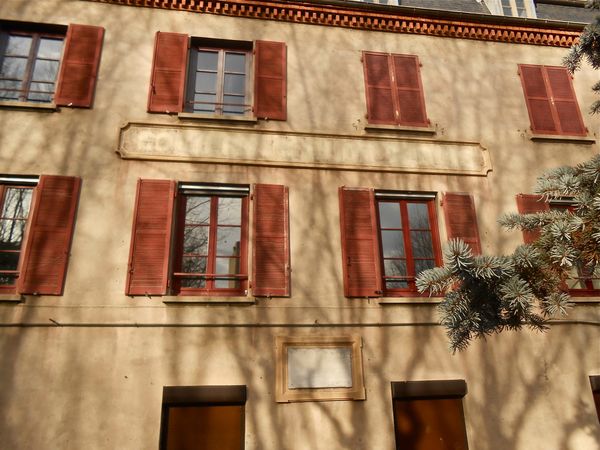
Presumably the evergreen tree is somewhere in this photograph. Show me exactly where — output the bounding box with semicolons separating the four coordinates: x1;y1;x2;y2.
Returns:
563;0;600;113
416;155;600;352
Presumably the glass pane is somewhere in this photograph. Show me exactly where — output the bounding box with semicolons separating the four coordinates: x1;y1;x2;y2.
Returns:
0;251;20;270
181;277;206;289
196;50;218;71
386;280;409;289
414;259;435;275
223;95;245;115
381;230;405;258
0;274;17;286
0;57;27;80
181;256;207;274
224;52;246;73
37;38;63;59
384;259;407;277
0;219;27;248
217;197;242;225
378;202;401;228
27;82;54;102
215;276;240;289
31;59;60;82
194;72;217;93
216;227;241;256
0;80;20;99
193;93;217;113
407;203;430;229
5;35;32;57
566;265;585;289
2;188;33;219
185;196;210;224
410;231;434;258
183;226;209;255
224;73;245;95
216;257;239;275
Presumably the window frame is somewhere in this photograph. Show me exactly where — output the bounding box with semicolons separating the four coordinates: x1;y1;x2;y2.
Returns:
0;28;65;104
171;184;250;297
184;39;254;117
375;193;443;297
0;180;36;293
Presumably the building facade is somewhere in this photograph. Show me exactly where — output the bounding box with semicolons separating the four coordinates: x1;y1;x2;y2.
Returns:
0;0;599;448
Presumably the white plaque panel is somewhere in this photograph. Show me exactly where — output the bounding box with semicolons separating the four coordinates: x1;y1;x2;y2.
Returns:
287;347;353;389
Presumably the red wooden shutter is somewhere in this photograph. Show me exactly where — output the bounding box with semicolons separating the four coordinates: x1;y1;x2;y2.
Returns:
442;193;482;255
147;32;188;113
18;176;81;295
516;194;549;244
55;24;104;108
519;64;558;135
339;187;382;297
254;41;287;120
363;52;395;125
545;67;586;136
392;54;428;126
252;184;290;297
126;179;176;296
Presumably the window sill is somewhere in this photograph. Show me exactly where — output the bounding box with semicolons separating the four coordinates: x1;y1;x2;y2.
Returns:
177;112;258;125
365;124;436;136
568;296;600;303
0;294;24;303
162;296;256;305
0;100;58;112
530;134;596;144
379;297;442;305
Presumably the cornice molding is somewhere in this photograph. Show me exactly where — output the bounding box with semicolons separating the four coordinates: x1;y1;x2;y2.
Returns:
87;0;581;47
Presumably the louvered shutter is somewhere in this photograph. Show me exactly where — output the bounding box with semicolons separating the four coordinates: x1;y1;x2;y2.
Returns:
126;179;176;296
147;32;188;113
339;187;382;297
254;41;286;120
519;64;558;135
18;176;81;295
252;184;290;297
546;67;586;136
516;194;549;244
392;55;429;126
442;193;482;255
363;52;395;125
54;24;104;108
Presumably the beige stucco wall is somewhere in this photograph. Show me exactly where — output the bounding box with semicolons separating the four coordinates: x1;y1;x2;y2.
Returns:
0;1;599;448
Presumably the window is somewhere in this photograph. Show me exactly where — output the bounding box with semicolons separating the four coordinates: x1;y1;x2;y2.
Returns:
590;376;600;423
362;52;429;127
518;65;586;136
0;175;80;295
485;0;536;17
516;194;599;296
0;22;104;107
339;189;480;298
126;181;290;298
159;385;246;450
391;380;469;450
148;33;286;120
275;335;365;402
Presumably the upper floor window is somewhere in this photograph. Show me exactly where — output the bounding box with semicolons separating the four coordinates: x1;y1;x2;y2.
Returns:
339;189;481;298
0;175;80;296
485;0;536;18
0;31;64;103
126;181;290;298
518;65;587;137
0;22;103;108
362;52;429;127
148;33;286;120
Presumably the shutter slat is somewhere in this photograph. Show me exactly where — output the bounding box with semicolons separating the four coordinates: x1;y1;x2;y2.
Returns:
126;179;176;295
18;176;81;295
254;41;287;121
363;52;395;124
54;24;104;108
516;194;549;244
392;55;429;126
519;64;558;134
147;32;188;113
443;193;482;255
252;184;290;297
339;187;382;297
